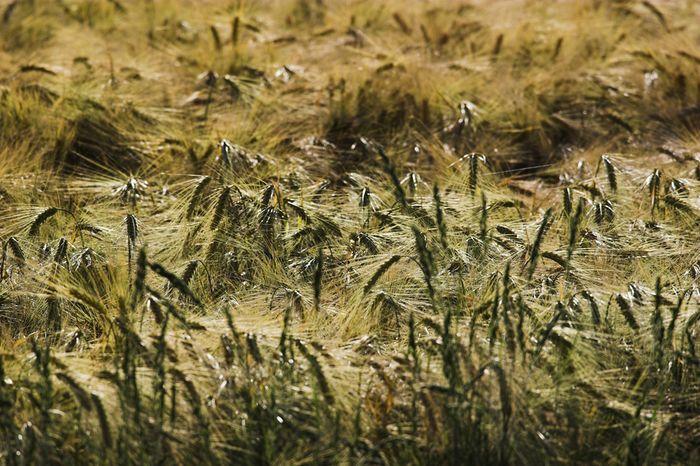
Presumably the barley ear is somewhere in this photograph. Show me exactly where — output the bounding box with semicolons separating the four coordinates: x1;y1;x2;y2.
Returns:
616;294;639;331
433;183;448;249
295;339;334;405
125;214;138;245
91;393;113;449
186;176;211;221
148;261;202;306
210;187;231;230
469;153;479;196
652;277;665;366
364;255;402;295
563;187;572;214
601;155;617;193
313;249;323;313
56;372;92;411
29;207;59;236
7;237;25;263
526;208;552;280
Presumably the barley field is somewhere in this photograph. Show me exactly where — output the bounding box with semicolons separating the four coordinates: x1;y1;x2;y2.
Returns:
1;0;700;464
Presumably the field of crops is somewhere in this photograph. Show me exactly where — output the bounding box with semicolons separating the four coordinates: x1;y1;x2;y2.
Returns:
1;0;700;464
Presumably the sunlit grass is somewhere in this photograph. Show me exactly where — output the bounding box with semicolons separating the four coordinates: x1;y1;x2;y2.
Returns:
1;0;700;464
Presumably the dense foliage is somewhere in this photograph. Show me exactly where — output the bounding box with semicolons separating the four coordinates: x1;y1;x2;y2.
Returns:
1;0;700;464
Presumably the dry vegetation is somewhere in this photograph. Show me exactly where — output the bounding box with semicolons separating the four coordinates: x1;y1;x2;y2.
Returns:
2;0;700;464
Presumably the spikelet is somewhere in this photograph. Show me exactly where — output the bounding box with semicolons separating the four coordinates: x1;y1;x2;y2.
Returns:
542;251;567;268
210;25;222;50
526;208;552;280
567;198;585;264
433;183;448;249
54;237;68;264
652;277;665;366
231;16;240;47
313;249;323;313
29;207;58;236
125;214;138;245
616;294;639;331
535;302;564;356
563;187;572;214
91;393;113;449
469;153;480;195
581;291;600;326
56;372;92;410
363;138;406;208
364;255;401;295
413;227;436;304
7;237;25;263
132;248;147;306
147;295;164;324
210;187;231;230
601;155;617;193
664;194;695;217
181;260;199;285
359;187;371;208
186;176;211;220
148;261;202;306
645;169;661;214
295;339;334;405
479;192;488;247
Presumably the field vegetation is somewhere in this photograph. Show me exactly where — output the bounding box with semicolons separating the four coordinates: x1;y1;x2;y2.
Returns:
1;0;700;464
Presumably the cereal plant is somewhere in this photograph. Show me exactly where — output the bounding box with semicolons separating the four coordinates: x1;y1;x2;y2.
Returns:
1;0;700;464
